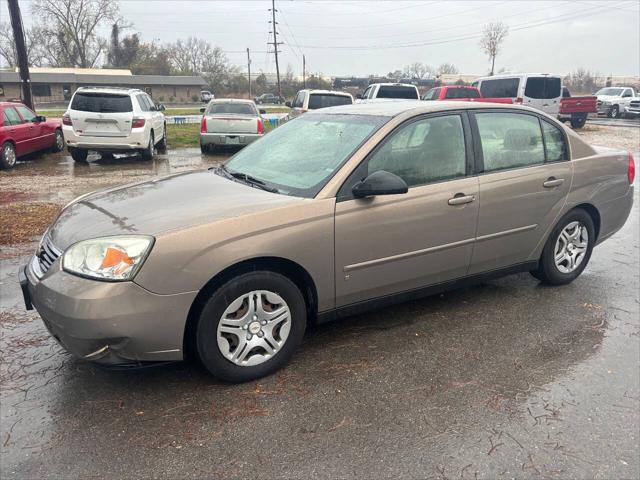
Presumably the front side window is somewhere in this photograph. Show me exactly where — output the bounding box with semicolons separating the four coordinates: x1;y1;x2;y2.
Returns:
362;86;372;99
224;113;388;197
480;78;520;98
623;89;633;98
2;108;22;126
542;120;568;162
367;115;466;187
292;92;305;108
476;112;545;172
15;106;37;122
71;93;133;113
308;94;352;109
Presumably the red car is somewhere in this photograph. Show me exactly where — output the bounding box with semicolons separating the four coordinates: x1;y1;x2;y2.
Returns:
422;85;514;104
0;102;64;169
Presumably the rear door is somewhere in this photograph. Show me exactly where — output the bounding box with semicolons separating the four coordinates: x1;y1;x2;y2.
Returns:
14;105;45;151
334;112;479;306
523;76;562;115
468;110;572;273
69;92;133;137
2;106;33;155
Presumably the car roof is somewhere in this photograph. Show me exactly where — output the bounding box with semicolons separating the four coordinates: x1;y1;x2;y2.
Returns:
370;83;418;88
301;89;352;96
475;73;561;81
75;86;142;95
209;98;255;104
309;101;543;117
0;101;28;108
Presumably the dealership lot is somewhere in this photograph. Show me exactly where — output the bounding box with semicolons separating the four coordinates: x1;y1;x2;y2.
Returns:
1;125;638;478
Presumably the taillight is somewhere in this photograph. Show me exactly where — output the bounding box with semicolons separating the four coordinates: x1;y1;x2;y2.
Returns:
132;117;145;129
515;97;523;104
257;118;264;135
62;114;72;126
628;152;636;184
200;116;207;133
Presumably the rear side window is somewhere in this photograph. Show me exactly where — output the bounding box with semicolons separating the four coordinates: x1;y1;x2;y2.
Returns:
476;112;545;172
377;86;419;99
71;93;133;113
367;115;466;187
445;88;480;99
541;120;568;162
207;103;257;115
137;94;151;111
308;94;352;109
2;107;22;126
480;78;520;98
524;77;561;99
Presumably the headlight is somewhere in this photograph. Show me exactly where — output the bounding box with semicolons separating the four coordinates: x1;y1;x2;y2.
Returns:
63;235;154;281
602;101;611;106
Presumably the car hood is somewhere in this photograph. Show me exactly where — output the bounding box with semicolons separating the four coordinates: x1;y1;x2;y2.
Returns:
49;170;302;250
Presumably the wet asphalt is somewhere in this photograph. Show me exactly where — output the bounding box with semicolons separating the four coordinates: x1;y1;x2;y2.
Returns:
0;146;639;479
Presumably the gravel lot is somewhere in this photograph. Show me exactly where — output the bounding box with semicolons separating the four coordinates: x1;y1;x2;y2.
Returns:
1;125;638;479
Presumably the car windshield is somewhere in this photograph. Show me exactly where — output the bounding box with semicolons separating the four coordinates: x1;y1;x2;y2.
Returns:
596;88;624;96
207;103;256;115
222;113;388;197
308;94;352;109
70;92;133;113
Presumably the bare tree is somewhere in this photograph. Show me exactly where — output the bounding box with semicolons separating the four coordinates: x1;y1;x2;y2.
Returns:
403;62;434;79
31;0;119;68
0;22;45;67
438;63;459;75
479;22;509;76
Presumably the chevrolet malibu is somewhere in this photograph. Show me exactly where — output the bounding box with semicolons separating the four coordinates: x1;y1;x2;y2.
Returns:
20;102;635;382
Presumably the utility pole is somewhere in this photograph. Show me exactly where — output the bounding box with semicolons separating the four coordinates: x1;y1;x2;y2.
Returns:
7;0;33;110
247;48;252;99
303;55;306;89
268;0;283;98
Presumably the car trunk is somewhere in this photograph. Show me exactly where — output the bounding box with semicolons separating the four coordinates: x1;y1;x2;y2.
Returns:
69;92;133;137
205;115;259;134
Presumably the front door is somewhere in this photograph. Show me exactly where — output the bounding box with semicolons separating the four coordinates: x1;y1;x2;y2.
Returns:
468;110;572;274
334;112;480;307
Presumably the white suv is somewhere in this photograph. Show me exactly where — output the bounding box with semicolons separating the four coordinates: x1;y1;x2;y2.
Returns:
62;87;167;162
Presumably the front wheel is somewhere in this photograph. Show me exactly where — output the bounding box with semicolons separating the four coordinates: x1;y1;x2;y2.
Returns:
52;129;64;152
530;209;595;285
141;132;154;160
70;148;88;163
157;125;167;153
195;271;307;382
607;105;619;118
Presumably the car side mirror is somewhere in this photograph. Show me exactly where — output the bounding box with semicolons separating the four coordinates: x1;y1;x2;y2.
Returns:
259;109;266;115
285;101;291;108
200;107;206;113
34;115;46;123
352;170;408;198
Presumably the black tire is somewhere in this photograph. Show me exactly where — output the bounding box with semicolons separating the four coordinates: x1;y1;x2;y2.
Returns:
70;148;88;163
52;129;64;152
141;132;154;160
607;105;619;118
200;142;209;154
157;125;167;153
195;271;307;383
570;114;587;129
530;208;595;286
0;141;17;169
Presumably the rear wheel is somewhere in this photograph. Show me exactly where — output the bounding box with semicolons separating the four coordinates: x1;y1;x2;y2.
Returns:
570;114;587;129
200;142;209;154
52;129;64;152
0;142;17;169
530;209;595;285
70;148;88;163
157;125;167;153
141;132;154;160
195;271;307;382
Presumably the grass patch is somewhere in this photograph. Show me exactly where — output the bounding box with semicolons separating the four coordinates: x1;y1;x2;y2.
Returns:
167;120;279;148
0;202;61;244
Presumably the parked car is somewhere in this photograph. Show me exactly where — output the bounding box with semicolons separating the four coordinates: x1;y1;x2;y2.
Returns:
0;102;64;169
472;73;562;115
286;89;353;119
201;90;214;102
624;96;640;118
595;87;635;118
20;102;634;382
422;85;514;103
254;93;283;105
357;83;420;101
558;87;597;129
62;87;167;162
200;99;266;153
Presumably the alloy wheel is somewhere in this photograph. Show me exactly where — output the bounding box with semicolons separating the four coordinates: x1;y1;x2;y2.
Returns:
216;290;291;367
55;131;64;150
554;221;589;273
3;143;16;167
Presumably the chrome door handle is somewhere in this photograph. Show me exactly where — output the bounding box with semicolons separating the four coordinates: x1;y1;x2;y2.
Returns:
543;177;564;188
448;193;475;205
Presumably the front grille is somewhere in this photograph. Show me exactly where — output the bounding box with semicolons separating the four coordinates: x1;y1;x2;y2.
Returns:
630;101;640;108
37;235;62;276
597;100;602;107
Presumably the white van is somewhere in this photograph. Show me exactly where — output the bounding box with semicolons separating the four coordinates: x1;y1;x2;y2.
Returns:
471;74;562;115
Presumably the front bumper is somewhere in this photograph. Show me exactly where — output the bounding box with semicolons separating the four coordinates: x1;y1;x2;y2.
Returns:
21;257;197;365
200;132;262;147
624;107;640;117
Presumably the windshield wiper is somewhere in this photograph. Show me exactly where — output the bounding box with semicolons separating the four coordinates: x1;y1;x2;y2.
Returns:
215;165;280;193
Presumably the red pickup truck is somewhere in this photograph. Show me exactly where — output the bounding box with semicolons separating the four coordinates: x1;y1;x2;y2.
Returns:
0;102;64;169
422;86;513;104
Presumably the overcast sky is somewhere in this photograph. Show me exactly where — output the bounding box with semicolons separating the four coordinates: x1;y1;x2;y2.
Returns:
4;0;640;77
